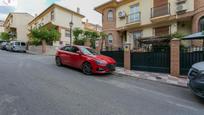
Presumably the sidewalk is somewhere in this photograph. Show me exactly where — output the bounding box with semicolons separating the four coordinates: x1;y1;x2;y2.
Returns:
114;67;188;88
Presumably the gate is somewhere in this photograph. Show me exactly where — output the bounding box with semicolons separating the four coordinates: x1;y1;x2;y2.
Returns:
180;47;204;75
131;47;170;73
101;51;124;67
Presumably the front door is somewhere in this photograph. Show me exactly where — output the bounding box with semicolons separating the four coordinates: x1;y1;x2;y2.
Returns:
60;46;72;65
133;31;142;50
69;46;83;68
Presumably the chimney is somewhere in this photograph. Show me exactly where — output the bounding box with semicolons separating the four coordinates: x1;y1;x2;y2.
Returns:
77;7;80;13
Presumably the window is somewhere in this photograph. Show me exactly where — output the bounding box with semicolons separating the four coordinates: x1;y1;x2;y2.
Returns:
15;42;20;46
21;42;26;46
108;33;113;44
129;4;140;23
65;30;70;38
154;26;170;36
61;46;72;52
51;10;55;21
107;10;113;21
71;46;79;53
199;17;204;31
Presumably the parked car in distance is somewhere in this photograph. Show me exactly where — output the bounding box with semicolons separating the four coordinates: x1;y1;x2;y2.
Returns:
0;40;6;44
0;41;9;50
5;42;11;51
55;45;116;75
188;62;204;98
9;41;27;52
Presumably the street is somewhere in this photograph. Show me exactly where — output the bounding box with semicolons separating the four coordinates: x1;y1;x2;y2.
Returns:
0;50;203;115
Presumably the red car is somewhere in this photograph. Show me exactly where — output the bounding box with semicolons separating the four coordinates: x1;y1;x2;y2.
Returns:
55;45;116;74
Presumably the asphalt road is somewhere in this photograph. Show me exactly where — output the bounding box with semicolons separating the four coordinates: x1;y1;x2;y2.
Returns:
0;50;203;115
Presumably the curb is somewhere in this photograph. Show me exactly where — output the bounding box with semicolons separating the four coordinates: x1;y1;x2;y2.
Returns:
113;72;188;88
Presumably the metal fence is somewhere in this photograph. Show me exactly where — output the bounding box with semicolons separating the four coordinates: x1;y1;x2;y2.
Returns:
180;47;204;75
100;51;124;67
131;47;170;73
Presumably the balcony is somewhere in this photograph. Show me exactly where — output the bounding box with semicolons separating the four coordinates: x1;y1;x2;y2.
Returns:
151;3;170;18
126;12;141;24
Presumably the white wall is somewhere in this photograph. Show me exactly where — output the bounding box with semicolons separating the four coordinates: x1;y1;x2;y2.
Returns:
13;14;34;42
54;8;84;29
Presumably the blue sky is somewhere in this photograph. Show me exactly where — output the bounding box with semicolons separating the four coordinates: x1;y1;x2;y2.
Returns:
0;0;109;25
45;0;60;5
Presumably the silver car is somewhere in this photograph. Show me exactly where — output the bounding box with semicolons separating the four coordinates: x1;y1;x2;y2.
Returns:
10;41;27;52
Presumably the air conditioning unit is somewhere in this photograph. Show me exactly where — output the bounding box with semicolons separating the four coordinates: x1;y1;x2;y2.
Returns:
176;4;187;12
118;10;126;19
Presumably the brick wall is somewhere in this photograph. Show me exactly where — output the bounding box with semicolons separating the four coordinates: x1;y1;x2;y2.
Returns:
102;8;122;50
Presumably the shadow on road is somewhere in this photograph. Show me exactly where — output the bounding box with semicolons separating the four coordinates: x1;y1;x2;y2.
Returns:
60;65;114;78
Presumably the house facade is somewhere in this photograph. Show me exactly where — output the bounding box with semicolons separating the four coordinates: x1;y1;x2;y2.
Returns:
3;13;34;42
0;20;4;34
95;0;204;50
28;4;85;46
84;20;102;32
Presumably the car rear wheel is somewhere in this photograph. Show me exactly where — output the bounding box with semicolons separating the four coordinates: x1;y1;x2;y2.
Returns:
82;62;92;75
56;57;62;66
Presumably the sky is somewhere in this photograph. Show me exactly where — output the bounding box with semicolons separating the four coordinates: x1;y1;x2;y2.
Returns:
0;0;110;25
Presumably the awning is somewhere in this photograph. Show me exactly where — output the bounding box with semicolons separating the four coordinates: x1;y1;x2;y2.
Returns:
183;32;204;40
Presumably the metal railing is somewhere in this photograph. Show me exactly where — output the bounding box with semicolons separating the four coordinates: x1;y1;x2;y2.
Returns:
126;12;141;24
151;3;170;18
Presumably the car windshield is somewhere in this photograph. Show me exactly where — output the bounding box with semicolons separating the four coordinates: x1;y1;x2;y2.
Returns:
80;47;98;55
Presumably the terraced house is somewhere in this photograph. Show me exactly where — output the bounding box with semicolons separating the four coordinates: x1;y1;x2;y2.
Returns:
95;0;204;50
28;4;85;46
3;13;34;42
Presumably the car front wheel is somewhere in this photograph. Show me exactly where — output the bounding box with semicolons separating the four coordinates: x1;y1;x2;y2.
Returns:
82;62;92;75
56;57;62;66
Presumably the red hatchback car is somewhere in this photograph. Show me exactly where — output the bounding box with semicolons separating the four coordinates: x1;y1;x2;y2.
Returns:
55;45;116;74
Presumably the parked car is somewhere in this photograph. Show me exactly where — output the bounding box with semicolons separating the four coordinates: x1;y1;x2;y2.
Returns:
0;41;9;50
5;42;11;51
0;40;6;44
55;45;116;74
8;41;27;52
188;62;204;98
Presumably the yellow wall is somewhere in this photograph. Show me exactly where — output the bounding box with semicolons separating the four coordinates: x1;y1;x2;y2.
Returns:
116;0;141;28
116;0;195;28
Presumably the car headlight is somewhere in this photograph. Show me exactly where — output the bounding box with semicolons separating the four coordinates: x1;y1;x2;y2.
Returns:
95;60;107;66
200;73;204;80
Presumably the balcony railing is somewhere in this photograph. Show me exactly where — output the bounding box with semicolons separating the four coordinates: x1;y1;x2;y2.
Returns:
126;12;141;24
151;3;170;18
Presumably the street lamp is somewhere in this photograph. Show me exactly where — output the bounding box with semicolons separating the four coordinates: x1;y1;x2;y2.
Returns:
69;14;74;45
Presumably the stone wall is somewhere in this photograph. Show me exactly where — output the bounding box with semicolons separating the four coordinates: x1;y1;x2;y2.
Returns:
28;45;59;55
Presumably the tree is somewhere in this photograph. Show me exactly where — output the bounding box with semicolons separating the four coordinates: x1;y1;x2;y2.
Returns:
99;32;107;51
73;28;85;45
73;28;100;48
30;26;61;53
0;32;10;41
89;31;99;49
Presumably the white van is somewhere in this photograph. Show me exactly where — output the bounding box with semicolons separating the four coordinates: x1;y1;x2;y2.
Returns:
10;41;27;52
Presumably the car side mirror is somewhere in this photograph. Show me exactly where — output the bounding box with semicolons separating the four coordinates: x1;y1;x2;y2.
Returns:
76;51;82;55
